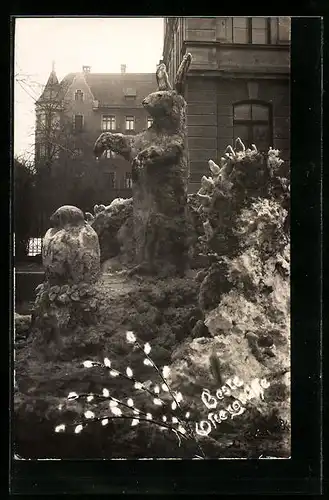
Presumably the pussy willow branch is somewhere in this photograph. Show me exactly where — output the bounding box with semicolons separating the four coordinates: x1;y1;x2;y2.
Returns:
81;358;206;458
87;361;167;405
68;392;189;441
134;342;206;458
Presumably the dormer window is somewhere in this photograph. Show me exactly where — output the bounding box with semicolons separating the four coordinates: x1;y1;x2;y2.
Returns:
75;90;84;101
124;88;136;97
124;88;136;102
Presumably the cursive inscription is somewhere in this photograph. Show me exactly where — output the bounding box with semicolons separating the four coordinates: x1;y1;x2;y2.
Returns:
195;377;271;437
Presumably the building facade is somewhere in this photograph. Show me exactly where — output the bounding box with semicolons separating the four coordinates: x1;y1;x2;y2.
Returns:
35;64;157;204
162;17;291;190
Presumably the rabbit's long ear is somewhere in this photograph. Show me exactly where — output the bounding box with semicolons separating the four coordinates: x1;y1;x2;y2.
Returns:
156;63;172;91
174;52;192;96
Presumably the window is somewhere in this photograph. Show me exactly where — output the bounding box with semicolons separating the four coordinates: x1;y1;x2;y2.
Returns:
277;17;290;42
233;17;249;44
51;112;61;130
28;237;43;256
233;101;272;153
124;88;136;101
37;143;60;160
73;114;84;132
233;17;271;44
102;115;116;131
147;117;153;128
37;111;60;131
37;112;46;129
125;172;133;188
125;116;135;131
251;17;270;44
105;171;116;188
105;150;116;159
75;90;84;101
38;143;47;158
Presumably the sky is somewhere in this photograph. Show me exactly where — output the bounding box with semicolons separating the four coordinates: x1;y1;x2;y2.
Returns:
14;17;164;160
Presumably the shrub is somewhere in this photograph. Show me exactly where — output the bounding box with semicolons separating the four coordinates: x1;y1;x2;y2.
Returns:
14;157;36;260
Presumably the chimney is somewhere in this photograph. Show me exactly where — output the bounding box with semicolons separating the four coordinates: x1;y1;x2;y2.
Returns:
82;65;91;73
121;64;126;74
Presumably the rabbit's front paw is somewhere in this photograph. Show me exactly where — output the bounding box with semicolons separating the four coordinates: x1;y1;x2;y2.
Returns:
135;146;161;166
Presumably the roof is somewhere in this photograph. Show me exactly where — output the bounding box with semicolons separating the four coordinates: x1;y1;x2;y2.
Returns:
36;70;62;104
57;72;157;107
38;70;158;107
84;73;157;106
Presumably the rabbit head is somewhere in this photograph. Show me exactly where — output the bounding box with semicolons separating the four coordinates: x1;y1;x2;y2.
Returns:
142;53;192;129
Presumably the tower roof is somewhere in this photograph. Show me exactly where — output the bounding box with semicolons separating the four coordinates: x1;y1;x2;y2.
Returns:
36;66;61;104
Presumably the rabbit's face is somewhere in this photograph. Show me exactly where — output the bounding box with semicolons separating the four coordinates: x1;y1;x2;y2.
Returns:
142;91;185;121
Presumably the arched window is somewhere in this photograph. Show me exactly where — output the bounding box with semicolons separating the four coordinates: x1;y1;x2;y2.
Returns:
233;100;272;152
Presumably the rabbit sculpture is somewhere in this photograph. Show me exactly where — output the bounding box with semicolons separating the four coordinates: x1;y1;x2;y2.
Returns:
93;53;192;276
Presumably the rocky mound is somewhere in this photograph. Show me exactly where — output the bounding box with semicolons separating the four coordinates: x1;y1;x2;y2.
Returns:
167;141;291;457
14;139;290;459
88;196;205;269
14;272;207;459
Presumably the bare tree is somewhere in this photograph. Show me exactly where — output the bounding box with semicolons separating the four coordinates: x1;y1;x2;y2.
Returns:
14;156;36;259
15;72;102;216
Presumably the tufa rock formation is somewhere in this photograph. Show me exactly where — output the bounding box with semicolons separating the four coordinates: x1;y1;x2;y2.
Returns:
14;272;204;459
167;140;291;457
87;195;205;270
88;199;134;264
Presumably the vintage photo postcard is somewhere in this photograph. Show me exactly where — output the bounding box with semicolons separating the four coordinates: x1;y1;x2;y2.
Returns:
13;16;292;463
